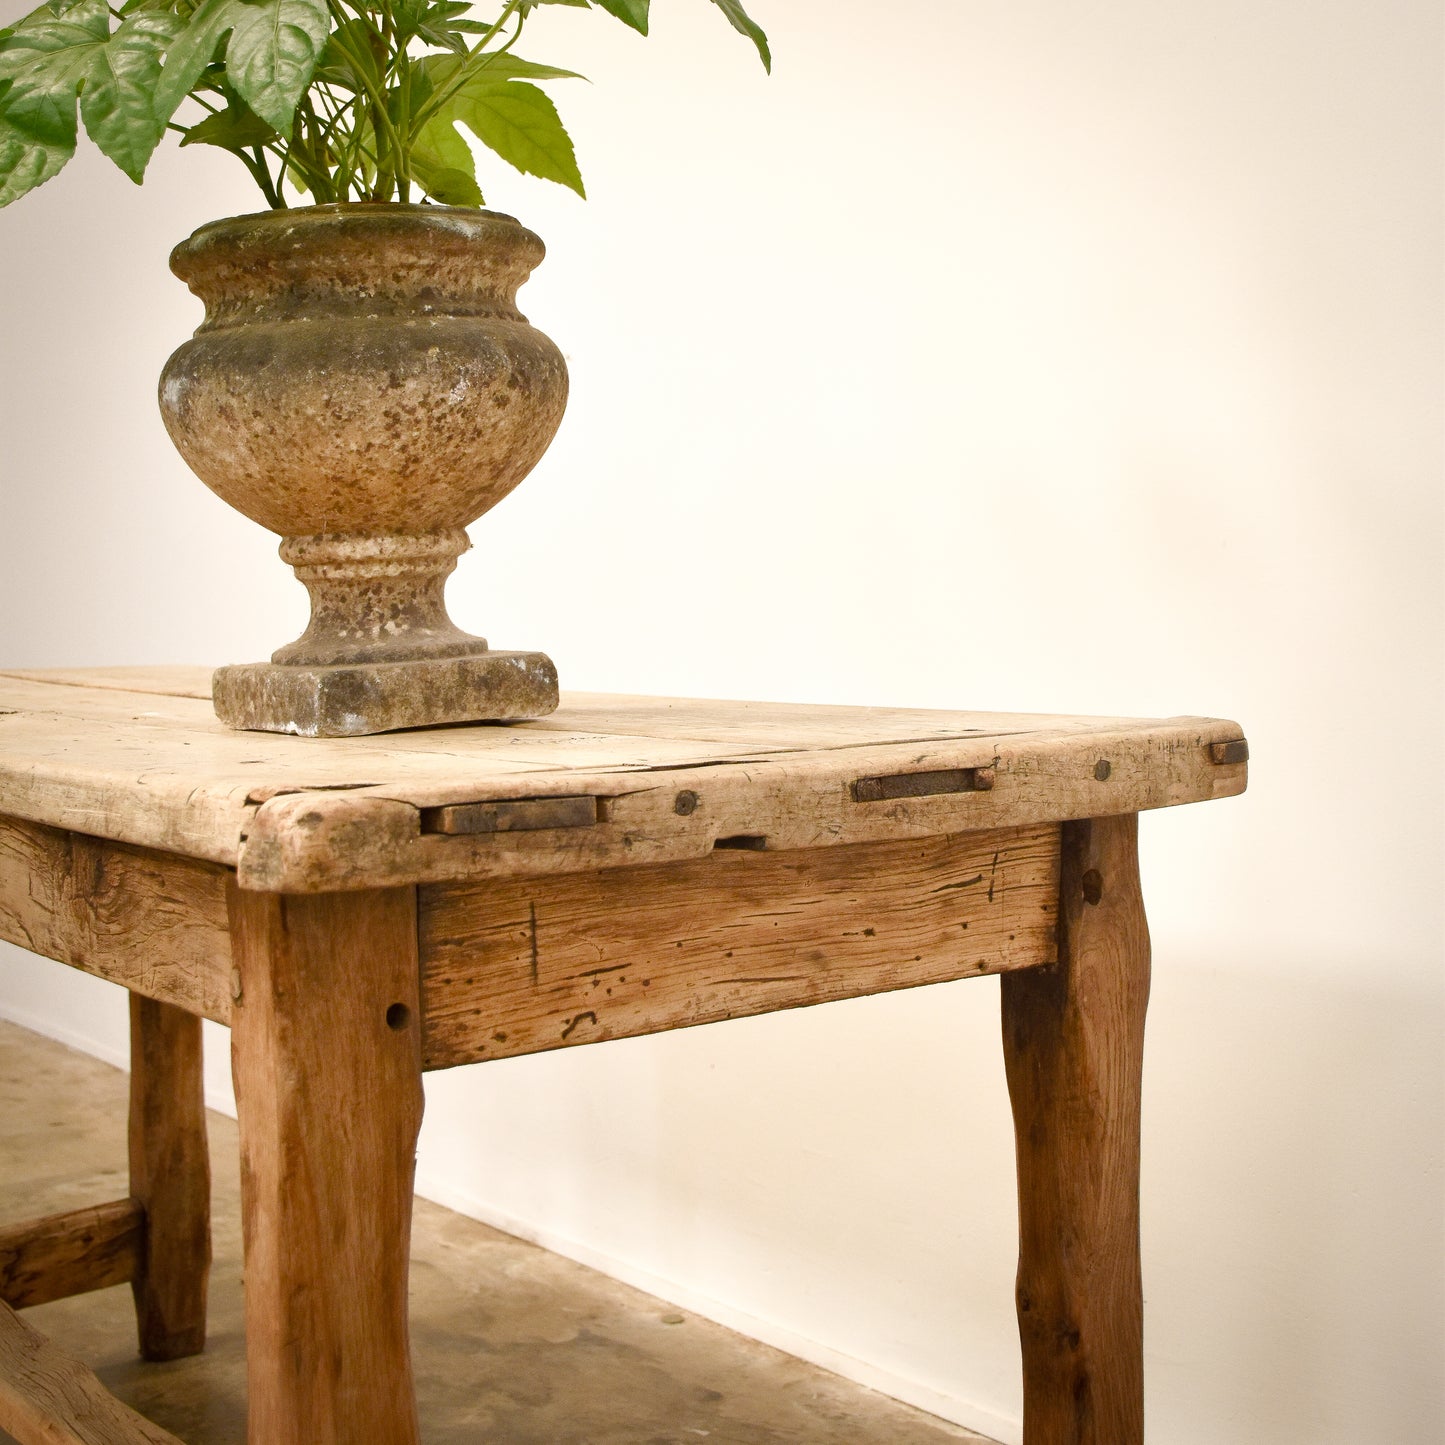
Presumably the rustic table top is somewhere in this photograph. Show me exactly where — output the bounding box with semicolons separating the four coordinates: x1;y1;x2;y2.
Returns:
0;667;1246;893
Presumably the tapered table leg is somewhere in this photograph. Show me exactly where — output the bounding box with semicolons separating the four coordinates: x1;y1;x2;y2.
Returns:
227;883;424;1445
128;994;211;1361
1001;814;1151;1445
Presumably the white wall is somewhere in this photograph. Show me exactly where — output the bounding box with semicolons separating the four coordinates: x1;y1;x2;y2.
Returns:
2;2;1441;1441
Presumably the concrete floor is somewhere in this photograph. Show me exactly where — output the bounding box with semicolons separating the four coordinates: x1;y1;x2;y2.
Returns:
0;1020;997;1444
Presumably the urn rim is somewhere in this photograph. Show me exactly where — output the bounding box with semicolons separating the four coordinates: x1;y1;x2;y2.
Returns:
170;202;545;287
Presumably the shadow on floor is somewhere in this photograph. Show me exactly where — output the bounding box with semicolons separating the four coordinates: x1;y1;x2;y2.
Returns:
0;1020;992;1445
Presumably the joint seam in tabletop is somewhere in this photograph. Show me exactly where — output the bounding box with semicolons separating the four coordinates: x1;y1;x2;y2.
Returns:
0;671;1246;895
233;728;1246;893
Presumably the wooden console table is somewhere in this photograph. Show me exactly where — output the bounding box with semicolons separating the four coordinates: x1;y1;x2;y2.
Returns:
0;666;1246;1444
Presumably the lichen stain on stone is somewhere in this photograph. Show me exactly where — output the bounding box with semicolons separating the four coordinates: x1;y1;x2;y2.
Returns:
165;206;567;734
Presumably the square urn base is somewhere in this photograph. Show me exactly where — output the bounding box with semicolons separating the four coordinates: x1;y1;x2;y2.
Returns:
212;651;559;737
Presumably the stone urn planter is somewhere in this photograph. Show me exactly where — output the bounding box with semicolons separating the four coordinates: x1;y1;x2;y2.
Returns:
159;203;567;737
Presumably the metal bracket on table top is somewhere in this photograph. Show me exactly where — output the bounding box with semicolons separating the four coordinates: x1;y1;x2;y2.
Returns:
1208;739;1249;765
850;766;996;803
421;796;600;835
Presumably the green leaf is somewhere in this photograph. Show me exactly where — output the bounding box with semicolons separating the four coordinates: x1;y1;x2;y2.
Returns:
413;107;472;174
0;0;110;101
0;90;75;206
178;103;277;149
316;18;384;93
415;22;469;56
415;161;482;206
150;0;244;127
465;53;586;83
0;0;179;186
453;78;584;196
78;11;182;180
591;0;649;34
706;0;769;72
225;0;329;133
395;0;467;49
152;0;327;138
411;86;484;206
388;0;427;40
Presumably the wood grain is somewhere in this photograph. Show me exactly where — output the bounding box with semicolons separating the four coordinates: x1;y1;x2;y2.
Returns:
421;824;1059;1067
1002;814;1151;1445
0;670;1247;888
228;883;424;1445
236;719;1246;893
128;996;211;1362
0;1201;142;1312
0;813;232;1022
0;666;213;700
0;679;259;867
0;1300;184;1445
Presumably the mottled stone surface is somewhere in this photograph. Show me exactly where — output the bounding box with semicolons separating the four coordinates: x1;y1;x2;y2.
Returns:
270;530;484;667
159;204;567;735
0;1022;997;1445
212;649;558;738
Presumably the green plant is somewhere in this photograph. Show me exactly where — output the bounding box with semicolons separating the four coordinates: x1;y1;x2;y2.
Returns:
0;0;768;209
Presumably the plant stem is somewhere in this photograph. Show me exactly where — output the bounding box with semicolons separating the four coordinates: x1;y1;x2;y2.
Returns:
408;0;523;133
324;0;407;199
250;146;283;207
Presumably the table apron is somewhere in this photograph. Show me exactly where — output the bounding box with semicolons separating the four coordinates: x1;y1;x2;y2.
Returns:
419;822;1061;1067
0;812;232;1023
0;812;1063;1068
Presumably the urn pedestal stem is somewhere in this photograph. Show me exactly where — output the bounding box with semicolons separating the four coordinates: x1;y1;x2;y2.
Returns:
271;530;484;668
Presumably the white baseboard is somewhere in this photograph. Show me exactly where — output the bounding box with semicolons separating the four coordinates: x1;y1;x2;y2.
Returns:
0;997;242;1119
0;1002;1020;1445
414;1168;1022;1445
0;999;130;1073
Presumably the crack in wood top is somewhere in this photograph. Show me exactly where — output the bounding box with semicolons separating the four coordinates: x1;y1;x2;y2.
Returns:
0;667;1247;892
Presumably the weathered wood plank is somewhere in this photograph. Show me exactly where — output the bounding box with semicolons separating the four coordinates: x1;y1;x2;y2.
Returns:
0;1300;185;1445
129;997;211;1361
0;674;798;769
0;679;259;865
0;666;212;701
0;814;232;1024
239;719;1245;893
0;1201;142;1312
520;694;1151;747
420;824;1059;1067
0;670;1246;889
228;884;423;1445
1002;814;1150;1445
0;667;1131;745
